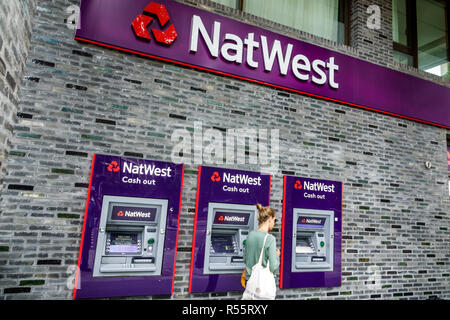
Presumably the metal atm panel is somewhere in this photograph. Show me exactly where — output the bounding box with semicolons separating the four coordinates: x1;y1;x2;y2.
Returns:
291;209;334;273
93;195;168;277
203;202;258;274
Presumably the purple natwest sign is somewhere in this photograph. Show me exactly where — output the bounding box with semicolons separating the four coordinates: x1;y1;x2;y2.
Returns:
189;165;270;293
73;154;184;299
76;0;450;129
281;176;342;289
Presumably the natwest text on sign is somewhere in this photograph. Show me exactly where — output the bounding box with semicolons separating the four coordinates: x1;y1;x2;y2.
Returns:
123;162;172;177
303;181;336;193
190;15;339;89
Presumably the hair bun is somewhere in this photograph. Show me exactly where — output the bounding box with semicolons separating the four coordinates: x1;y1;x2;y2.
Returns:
256;204;276;225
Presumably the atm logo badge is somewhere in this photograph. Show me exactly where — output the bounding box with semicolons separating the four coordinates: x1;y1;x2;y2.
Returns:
107;161;120;173
117;210;124;217
211;171;221;182
214;212;249;225
294;180;302;190
298;216;326;226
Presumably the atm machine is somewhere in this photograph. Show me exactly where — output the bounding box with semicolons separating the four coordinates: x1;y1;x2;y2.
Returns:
203;202;258;274
291;208;334;272
93;195;168;277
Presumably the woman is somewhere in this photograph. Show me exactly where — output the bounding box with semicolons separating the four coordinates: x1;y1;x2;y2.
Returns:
243;204;280;289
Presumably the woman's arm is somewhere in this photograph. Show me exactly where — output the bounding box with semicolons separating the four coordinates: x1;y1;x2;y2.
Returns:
267;235;280;273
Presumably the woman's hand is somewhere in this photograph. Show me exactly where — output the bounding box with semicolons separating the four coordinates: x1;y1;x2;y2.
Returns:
276;249;281;257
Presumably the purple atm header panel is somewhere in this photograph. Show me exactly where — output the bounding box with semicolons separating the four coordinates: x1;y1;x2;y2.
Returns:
76;0;450;129
189;165;271;293
281;176;342;289
213;212;250;225
73;154;184;299
110;206;157;222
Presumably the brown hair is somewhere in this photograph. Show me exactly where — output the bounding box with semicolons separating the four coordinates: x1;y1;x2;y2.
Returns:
256;203;276;225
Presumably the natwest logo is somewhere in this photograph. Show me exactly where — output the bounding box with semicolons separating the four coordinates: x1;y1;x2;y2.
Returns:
210;171;221;182
222;215;245;223
298;216;326;226
123;210;153;218
107;161;120;173
214;212;249;225
303;180;335;193
112;206;157;222
304;218;322;224
294;180;302;190
132;2;178;45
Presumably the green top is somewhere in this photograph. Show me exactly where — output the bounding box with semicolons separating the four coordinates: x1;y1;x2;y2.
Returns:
243;230;280;280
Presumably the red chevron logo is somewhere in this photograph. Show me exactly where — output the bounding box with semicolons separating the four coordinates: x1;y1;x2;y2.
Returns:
132;2;178;45
107;161;120;173
210;171;221;182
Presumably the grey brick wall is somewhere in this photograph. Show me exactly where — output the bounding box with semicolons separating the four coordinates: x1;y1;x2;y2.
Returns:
0;0;36;201
350;0;393;67
0;0;449;300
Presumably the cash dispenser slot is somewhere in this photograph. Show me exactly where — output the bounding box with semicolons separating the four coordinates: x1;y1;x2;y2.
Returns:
93;196;168;277
133;257;155;264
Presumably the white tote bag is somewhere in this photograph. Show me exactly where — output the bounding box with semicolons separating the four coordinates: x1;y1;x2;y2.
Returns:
242;234;276;300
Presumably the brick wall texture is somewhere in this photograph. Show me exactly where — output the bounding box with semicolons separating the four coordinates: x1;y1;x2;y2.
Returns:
0;0;37;200
0;0;449;299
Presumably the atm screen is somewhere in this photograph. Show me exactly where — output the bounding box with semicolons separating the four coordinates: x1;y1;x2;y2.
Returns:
211;235;236;254
296;236;315;254
109;233;139;254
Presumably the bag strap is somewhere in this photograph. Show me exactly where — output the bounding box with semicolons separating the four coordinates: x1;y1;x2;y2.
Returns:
257;234;269;265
